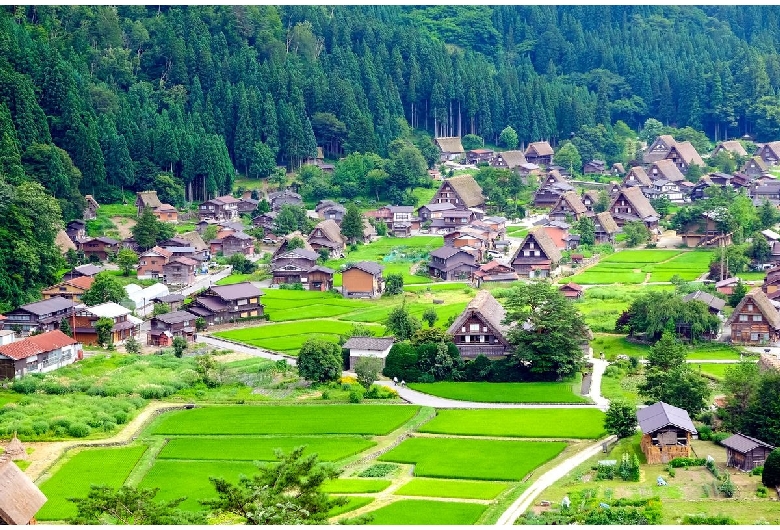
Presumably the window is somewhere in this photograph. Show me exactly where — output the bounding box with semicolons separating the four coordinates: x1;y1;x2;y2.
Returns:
534;251;540;257
753;315;763;322
751;333;759;341
747;304;754;311
469;323;480;332
739;314;748;322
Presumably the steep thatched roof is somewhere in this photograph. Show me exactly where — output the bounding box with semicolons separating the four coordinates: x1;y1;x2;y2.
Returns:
55;229;76;254
309;219;345;245
435;137;465;154
595;212;620;234
715;140;748;157
447;290;510;339
624;166;652;187
515;227;562;263
497;150;527;168
670;141;704;167
0;456;47;524
136;190;162;209
525;141;554;157
612;187;659;220
445;175;485;208
727;288;780;329
650;159;686;183
178;231;208;252
552;191;588;216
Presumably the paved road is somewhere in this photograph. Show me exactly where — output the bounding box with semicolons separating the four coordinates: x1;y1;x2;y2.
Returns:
195;335;296;365
587;358;609;410
495;435;618;525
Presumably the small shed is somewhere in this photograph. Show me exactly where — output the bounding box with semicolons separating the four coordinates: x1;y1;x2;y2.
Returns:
0;456;47;524
343;337;394;371
637;402;697;464
3;433;26;460
721;433;774;472
559;282;584;299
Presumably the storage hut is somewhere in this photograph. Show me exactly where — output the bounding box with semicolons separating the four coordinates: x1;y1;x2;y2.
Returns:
0;455;47;524
637;402;697;464
3;433;26;460
720;433;774;472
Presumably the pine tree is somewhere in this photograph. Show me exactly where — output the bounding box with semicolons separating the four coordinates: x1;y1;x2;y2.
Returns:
340;203;364;244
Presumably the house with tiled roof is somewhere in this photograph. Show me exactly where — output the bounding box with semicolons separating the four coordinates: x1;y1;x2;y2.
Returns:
434;137;465;161
608;187;660;233
472;261;518;286
271;248;334;291
316;200;347;224
721;433;774;472
447;291;512;359
466;148;495;165
187;283;263;325
665;141;705;173
533;180;574;208
342;262;384;298
3;297;77;335
511;227;562;278
138;246;173;279
758;141;780;166
148;310;199;346
79;236;119;261
73;302;143;346
682;290;726;315
198;195;240;222
712;140;748;158
430;175;485;210
162;257;199;286
308;219;346;258
637;402;697;464
268;189;303;211
559;282;584;299
62;263;103;281
41;276;94;303
428;246;478;281
0;330;81;379
548;191;589;222
524;141;554;165
727;288;780;345
583;159;607;175
343;337;395;371
643;134;677;163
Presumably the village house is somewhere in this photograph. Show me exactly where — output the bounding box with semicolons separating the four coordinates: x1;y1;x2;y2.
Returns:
342;262;384;298
490;150;527;174
643;179;685;203
0;330;81;380
637;401;697;464
65;219;87;243
219;231;255;258
721;433;774;472
365;205;418;235
252;211;278;234
268;189;304;211
712;140;748;158
665;141;705;174
583;159;607;175
136;190;162;216
62;263;103;281
559;282;584;299
273;231;314;258
539;221;571;251
308;219;346;258
533;181;575;208
593;211;620;244
83;194;99;220
677;211;731;248
612;162;626;176
524;141;554;166
430;175;486;210
79;236;119;261
742;156;768;179
428;246;478;281
198;195;240;222
430;209;476;234
434;137;465;162
73;302;142;346
41;276;94;303
137;246;173;280
643;134;677;164
235;195;259;215
648;159;686;183
162;257;198;286
758;141;780;166
56;228;77;255
152;203;178;223
186;283;263;326
271;248;334;291
0;456;48;524
148;310;198;346
608;186;660;233
471;261;518;287
417;202;457;223
622;166;652;188
749;179;780;206
548;191;589;222
466;148;495;165
511;227;562;278
152;293;186;312
581;190;601;212
716;277;740;296
316;200;347;223
343;336;395;371
727;288;780;345
195;218;220;235
762;265;780;299
447;290;512;359
3;297;77;335
682;291;726;315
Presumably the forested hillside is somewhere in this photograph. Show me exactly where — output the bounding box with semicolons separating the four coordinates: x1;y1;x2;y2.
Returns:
4;5;780;308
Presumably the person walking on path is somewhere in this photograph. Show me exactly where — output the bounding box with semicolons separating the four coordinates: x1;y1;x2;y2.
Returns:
393;376;398;386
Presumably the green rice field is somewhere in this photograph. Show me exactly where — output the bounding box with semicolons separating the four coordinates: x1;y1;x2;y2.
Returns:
158;436;376;461
379;438;566;480
394;478;509;499
564;250;713;285
365;499;488;525
37;446;147;520
329;496;375;517
419;409;606;438
406;381;589;403
150;405;420;436
321;478;392;493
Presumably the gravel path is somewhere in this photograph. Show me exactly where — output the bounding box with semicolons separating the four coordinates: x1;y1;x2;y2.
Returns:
195;335;296;364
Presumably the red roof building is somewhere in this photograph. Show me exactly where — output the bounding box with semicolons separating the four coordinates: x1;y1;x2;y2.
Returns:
0;330;81;379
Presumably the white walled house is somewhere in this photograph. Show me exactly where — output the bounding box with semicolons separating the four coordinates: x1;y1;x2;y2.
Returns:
343;337;395;371
0;330;81;379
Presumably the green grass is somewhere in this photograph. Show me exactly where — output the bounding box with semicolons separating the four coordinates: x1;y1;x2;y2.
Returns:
321;478;392;493
379;438;566;481
419;409;606;438
406;381;589;403
410;186;438;206
600;250;682;263
394;478;509;499
694;363;731;380
564;270;646;284
329;496;375;517
364;499;488;525
158;436;376;462
686;345;743;360
37;446;147;520
591;334;651;361
150;405;420;436
661;500;780;525
736;272;767;281
215;273;255;286
138;459;258;512
565;251;713;285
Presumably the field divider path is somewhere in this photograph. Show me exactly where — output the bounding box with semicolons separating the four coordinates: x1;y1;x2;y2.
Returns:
196;334;297;365
494;434;618;526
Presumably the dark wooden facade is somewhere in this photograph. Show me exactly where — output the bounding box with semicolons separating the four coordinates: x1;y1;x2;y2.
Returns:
722;433;774;472
727;288;780;345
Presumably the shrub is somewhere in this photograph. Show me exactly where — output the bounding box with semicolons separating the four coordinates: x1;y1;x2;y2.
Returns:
321;390;330;400
711;432;732;445
697;425;712;441
756;485;768;498
114;411;128;425
682;514;738;525
67;422;90;438
31;420;49;435
669;457;706;468
718;475;736;498
41;381;70;395
762;448;780;487
349;387;364;403
358;464;398;478
751;466;764;476
596;463;616;480
11;378;38;394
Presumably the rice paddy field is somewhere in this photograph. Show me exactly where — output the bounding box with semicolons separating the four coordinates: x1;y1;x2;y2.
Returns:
563;250;713;285
378;438;567;481
591;333;745;362
34;403;608;524
419;409;607;438
406;380;589;403
214;287;471;354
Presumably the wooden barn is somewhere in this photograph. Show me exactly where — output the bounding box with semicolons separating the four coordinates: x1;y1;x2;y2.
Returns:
636;402;697;464
720;433;774;472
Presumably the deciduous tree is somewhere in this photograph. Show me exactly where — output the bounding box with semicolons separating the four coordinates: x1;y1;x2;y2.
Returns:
385;303;421;341
82;272;125;306
340;203;364;244
297;338;342;383
116;248;138;276
354;356;383;390
604;399;638;438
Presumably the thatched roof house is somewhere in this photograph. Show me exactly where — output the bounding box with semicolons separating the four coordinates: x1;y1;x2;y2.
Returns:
3;433;25;460
0;456;47;524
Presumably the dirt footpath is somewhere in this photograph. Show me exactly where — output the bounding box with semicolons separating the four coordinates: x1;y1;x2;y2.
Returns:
111;216;136;240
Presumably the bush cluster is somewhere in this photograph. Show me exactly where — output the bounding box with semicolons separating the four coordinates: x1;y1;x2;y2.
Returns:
669;457;706;468
682;514;738;525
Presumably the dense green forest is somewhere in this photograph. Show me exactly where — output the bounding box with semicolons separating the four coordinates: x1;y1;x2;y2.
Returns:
5;5;780;308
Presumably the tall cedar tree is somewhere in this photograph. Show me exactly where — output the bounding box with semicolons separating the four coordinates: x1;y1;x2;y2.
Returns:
504;281;589;380
340;203;364;243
